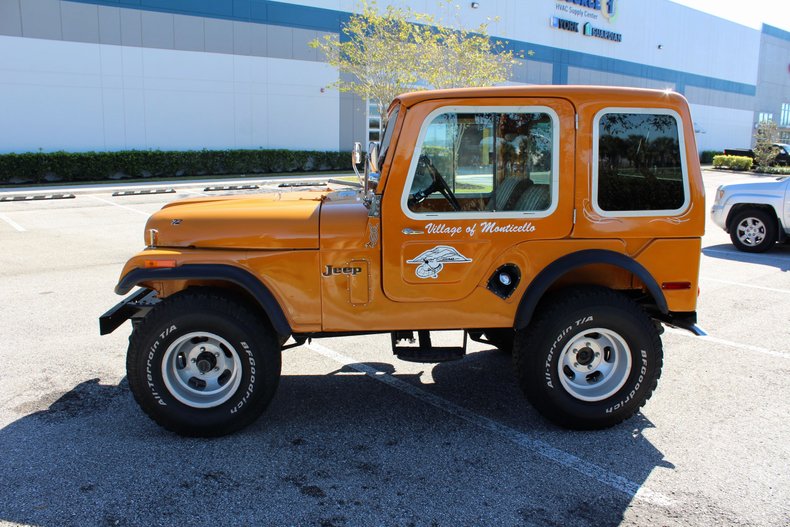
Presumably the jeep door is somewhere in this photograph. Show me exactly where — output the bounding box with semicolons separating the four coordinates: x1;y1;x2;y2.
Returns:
380;97;576;303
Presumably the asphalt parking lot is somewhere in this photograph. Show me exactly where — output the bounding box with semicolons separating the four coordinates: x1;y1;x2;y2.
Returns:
0;170;788;527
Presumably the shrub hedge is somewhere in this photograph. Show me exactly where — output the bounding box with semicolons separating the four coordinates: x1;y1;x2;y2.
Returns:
753;165;790;175
699;150;723;164
712;155;753;171
0;149;351;185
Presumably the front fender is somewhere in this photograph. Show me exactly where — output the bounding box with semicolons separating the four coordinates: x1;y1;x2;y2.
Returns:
116;263;292;338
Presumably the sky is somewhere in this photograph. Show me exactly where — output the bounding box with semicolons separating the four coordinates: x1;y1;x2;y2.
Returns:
670;0;790;32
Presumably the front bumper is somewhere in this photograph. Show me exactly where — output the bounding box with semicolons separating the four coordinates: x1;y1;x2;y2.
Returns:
710;203;728;231
99;288;159;335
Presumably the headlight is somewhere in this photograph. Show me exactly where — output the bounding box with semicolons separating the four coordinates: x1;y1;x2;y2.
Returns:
714;186;725;203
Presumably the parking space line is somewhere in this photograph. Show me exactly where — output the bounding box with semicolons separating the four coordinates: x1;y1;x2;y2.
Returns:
665;328;789;359
0;213;25;232
700;276;790;295
89;195;151;217
307;341;674;508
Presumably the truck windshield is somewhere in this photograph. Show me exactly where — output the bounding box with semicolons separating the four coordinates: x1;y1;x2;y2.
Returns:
378;105;400;168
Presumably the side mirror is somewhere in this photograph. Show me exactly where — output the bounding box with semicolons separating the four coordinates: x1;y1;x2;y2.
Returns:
368;141;379;174
366;142;380;193
352;142;363;166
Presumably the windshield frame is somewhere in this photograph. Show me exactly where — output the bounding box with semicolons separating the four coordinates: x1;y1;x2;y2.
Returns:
377;105;400;170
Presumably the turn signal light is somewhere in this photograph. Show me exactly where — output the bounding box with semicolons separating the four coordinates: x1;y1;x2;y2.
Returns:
661;281;691;290
144;259;177;269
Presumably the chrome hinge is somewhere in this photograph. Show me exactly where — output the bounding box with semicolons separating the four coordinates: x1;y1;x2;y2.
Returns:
366;194;382;217
572;209;577;224
575;114;579;130
148;228;158;248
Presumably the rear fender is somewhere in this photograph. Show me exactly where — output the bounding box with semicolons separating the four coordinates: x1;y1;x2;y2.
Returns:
513;249;667;330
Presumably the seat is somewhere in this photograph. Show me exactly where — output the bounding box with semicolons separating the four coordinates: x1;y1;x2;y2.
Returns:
514;184;550;211
488;177;533;211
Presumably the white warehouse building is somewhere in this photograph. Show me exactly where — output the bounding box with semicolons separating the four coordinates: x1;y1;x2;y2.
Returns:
0;0;788;155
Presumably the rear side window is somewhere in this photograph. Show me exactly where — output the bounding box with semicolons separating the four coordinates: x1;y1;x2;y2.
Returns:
593;109;688;216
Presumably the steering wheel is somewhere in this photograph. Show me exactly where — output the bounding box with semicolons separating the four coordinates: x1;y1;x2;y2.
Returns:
408;155;462;211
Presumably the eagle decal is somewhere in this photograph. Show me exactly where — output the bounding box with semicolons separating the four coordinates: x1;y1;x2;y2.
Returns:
406;245;472;279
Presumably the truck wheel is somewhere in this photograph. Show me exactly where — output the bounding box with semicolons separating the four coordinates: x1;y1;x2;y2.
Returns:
513;287;662;430
126;290;281;437
729;208;777;253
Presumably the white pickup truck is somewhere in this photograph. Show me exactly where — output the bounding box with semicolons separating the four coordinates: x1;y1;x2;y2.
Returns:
711;176;790;252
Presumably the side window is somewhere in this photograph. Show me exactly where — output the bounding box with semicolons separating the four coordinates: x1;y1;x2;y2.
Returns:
595;111;687;214
406;110;554;214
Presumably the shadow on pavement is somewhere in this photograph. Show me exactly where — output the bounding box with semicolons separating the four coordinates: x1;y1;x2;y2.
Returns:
0;349;673;527
702;243;790;271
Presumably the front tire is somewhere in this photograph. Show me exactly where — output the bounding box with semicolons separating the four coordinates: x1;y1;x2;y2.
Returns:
513;287;663;430
729;208;777;253
126;289;281;437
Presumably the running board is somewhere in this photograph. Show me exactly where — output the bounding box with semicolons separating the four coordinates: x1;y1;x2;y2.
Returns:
391;331;466;363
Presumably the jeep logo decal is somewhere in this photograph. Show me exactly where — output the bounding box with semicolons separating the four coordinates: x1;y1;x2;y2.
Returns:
407;245;472;279
322;265;363;277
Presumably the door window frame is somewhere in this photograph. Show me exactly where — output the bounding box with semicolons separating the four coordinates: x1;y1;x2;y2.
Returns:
400;105;561;221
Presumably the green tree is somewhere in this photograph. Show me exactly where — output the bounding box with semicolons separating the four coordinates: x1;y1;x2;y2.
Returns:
753;120;778;169
413;4;517;90
310;1;420;131
310;1;517;131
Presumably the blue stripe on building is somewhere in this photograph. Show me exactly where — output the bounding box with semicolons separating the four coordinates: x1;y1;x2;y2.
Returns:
66;0;756;97
762;24;790;42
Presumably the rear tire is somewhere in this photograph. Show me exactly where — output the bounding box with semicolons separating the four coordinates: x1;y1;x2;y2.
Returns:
126;289;281;437
513;287;663;430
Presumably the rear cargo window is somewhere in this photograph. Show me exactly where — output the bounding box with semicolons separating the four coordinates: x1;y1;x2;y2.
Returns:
593;109;689;215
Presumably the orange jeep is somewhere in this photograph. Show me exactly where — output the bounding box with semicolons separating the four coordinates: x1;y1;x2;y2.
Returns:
100;86;705;437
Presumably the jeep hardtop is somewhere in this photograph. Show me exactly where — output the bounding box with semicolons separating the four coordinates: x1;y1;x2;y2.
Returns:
101;85;705;436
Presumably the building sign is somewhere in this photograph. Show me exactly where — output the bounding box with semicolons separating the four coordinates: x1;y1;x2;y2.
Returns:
583;22;622;42
551;0;621;42
556;0;617;22
552;17;579;33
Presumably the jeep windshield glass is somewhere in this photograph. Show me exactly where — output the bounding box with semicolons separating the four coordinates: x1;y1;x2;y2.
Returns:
378;105;400;168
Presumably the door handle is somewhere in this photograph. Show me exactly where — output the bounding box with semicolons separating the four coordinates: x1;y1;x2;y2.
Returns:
402;228;424;235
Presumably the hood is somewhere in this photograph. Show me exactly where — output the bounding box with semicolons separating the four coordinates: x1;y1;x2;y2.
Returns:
145;190;327;250
723;177;788;194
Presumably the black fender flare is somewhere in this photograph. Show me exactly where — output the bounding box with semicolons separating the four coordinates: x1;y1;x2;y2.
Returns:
513;249;667;330
116;264;292;337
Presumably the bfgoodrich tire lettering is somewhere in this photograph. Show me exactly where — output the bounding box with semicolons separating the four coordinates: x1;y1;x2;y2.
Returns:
126;289;281;437
513;287;663;430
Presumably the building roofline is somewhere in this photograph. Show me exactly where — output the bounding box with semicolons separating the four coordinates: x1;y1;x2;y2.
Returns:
762;24;790;42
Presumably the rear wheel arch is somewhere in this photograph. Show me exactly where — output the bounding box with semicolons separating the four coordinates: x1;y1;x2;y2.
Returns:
513;249;667;331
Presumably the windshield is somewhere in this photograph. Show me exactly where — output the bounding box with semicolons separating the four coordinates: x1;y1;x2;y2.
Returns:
378;105;400;168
